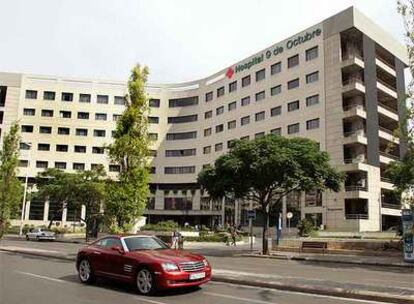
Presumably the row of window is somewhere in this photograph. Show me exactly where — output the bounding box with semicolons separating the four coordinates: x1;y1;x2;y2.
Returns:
20;143;105;153
23;108;122;121
25;90;126;105
205;46;319;102
19;159;120;172
21;125;109;137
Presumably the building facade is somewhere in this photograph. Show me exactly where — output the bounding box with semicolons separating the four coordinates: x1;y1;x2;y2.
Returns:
0;7;408;231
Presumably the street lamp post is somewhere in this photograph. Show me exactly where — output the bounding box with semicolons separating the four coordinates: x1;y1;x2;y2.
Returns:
19;142;32;237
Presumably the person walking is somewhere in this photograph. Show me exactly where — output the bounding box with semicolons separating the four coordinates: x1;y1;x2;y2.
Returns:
230;225;237;246
171;229;181;249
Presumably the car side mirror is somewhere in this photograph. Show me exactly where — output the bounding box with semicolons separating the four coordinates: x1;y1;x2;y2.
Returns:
111;245;124;254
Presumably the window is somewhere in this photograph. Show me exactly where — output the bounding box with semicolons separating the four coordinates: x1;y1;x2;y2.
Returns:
165;149;196;157
109;165;121;172
205;91;213;102
203;146;211;154
76;111;89;120
271;128;281;136
288;123;300;134
164;197;193;210
148;116;159;124
229;81;237;93
76;128;88;136
169;96;198;107
306;118;320;130
306;71;319;84
241;135;250;141
91;164;100;171
241;96;250;106
73;163;85;171
255;132;265;139
149;167;156;174
149;98;160;107
41;109;53;117
216;106;224;116
305;190;322;207
21;125;33;133
204;128;212;137
61;92;73;102
23;108;35;116
168;114;198;124
39;126;52;134
164;166;195;174
19;160;29;167
58;127;70;135
43;91;55;100
149;150;157;157
306;94;319;107
288;54;299;68
227;140;236;149
92;146;104;154
255;91;265;101
74;145;86;153
149;133;158;140
215;143;223;152
94;129;106;137
60;111;71;118
217;86;225;98
113;114;122;121
228;120;236;129
79;94;91;103
166;131;197;140
25;90;37;99
288;100;300;112
95;113;107;121
36;161;48;169
288;78;300;90
256;69;265;81
242;75;251;87
271;62;281;75
97;95;109;104
271;106;282;117
111;130;116;138
114;96;126;105
204;110;212;119
271;85;281;96
38;143;50;151
55;162;66;169
228;101;236;111
255;111;265;121
215;124;224;133
241;116;250;126
306;46;318;61
56;145;68;152
20;143;31;150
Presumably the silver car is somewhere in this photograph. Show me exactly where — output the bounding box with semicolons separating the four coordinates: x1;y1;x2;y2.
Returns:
26;227;56;241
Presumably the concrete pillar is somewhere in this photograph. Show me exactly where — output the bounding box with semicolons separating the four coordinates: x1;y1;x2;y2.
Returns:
62;207;67;222
81;205;86;220
24;200;30;220
43;200;49;222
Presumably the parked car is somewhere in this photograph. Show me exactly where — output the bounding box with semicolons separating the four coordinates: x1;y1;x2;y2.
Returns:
26;227;56;241
76;235;211;295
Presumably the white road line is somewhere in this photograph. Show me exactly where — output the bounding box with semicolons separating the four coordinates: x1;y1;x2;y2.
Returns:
15;271;66;283
135;298;169;304
209;282;394;304
204;292;280;304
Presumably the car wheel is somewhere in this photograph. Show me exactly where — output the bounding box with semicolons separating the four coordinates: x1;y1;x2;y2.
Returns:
25;235;29;241
78;258;95;284
136;268;156;295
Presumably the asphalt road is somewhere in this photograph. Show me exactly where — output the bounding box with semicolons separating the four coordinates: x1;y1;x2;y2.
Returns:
0;251;395;304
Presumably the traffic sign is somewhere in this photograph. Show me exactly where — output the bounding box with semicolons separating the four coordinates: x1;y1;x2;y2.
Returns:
247;209;256;219
287;212;293;219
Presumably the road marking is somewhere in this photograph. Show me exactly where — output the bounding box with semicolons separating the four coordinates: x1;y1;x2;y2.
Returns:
204;292;280;304
135;298;169;304
15;271;66;283
209;282;395;304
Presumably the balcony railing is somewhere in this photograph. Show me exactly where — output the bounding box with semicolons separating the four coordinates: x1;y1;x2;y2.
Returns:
344;129;366;137
379;126;396;135
378;102;398;114
344;158;366;164
380;176;392;183
376;54;396;70
343;104;366;112
342;50;363;61
345;214;369;220
343;78;365;87
345;185;368;192
379;151;400;160
377;79;397;93
381;202;401;209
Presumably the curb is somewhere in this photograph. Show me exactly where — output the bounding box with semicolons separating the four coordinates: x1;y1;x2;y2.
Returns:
2;248;413;304
240;253;414;268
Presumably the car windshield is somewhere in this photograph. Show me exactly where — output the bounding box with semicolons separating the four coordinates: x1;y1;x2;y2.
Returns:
123;236;169;251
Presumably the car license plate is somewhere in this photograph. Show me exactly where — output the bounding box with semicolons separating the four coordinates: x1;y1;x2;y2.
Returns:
189;272;205;280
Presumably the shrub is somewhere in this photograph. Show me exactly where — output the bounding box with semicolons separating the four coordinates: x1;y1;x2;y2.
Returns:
297;218;316;237
141;220;179;232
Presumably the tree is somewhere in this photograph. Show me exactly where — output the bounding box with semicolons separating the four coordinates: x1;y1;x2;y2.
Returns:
105;64;151;231
35;166;106;242
0;122;22;238
198;135;343;254
385;1;414;207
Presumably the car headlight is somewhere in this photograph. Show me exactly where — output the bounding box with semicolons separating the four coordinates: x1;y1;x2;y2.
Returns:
161;262;179;272
203;259;209;267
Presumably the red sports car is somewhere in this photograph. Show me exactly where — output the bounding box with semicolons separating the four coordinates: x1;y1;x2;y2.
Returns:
76;235;212;295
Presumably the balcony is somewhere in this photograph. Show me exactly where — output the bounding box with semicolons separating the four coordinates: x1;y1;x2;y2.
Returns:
342;78;366;96
343;104;367;119
343;129;367;145
381;202;401;209
376;57;396;77
379;127;399;144
342;52;364;69
345;214;369;220
345;185;368;192
377;80;398;99
378;103;399;121
344;157;367;164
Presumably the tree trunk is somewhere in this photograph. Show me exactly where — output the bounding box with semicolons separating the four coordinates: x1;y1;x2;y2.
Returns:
262;210;269;255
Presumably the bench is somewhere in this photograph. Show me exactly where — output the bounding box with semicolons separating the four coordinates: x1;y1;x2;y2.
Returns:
301;241;328;253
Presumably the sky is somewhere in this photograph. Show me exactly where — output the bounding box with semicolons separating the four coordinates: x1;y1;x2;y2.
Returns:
0;0;407;84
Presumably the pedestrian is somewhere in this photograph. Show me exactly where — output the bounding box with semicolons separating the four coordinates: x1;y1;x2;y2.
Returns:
171;229;181;249
230;225;237;246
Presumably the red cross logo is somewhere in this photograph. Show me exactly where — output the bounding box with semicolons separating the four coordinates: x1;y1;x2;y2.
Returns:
226;67;234;79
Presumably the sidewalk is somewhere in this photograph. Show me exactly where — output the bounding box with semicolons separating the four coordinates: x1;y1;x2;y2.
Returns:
240;250;414;268
1;243;413;303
